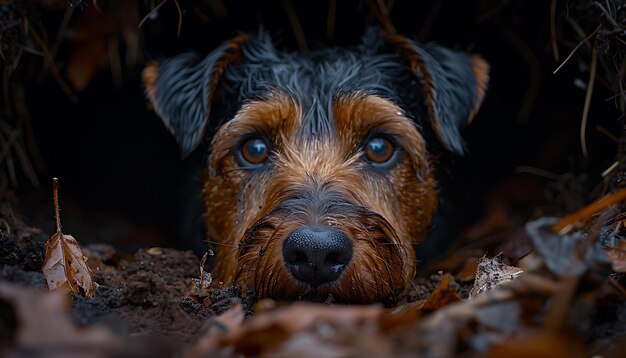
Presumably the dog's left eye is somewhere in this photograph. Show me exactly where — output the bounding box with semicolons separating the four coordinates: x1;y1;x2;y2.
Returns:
239;137;269;165
365;137;395;164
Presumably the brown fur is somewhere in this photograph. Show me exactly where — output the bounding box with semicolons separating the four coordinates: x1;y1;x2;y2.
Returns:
143;32;488;304
203;92;438;303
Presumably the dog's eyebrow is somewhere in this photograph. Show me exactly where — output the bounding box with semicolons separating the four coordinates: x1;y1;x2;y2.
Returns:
209;91;301;167
332;92;429;175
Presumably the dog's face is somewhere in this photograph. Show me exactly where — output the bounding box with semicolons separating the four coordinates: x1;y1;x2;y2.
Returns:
143;31;488;304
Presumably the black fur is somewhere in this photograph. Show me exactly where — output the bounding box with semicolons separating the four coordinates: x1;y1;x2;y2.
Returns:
148;29;484;156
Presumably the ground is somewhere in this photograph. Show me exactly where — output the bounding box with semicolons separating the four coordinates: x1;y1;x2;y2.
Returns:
1;0;626;357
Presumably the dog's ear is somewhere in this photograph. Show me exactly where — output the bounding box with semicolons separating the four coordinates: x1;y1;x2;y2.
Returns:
142;34;249;157
386;34;489;154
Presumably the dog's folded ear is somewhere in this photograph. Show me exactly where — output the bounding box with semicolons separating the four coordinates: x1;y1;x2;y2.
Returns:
142;34;249;157
387;34;489;155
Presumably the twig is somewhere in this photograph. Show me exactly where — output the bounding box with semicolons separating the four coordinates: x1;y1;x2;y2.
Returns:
138;0;168;29
282;0;308;52
515;166;561;181
596;125;619;143
19;46;44;57
553;25;601;75
552;187;626;233
581;48;598;157
174;0;182;38
53;178;61;232
550;0;559;61
594;1;621;30
602;161;620;177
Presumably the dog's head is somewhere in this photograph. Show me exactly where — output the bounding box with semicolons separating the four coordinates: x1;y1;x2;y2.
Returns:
143;30;488;304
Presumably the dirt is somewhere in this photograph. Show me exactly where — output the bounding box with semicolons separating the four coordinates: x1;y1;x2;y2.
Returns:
0;225;467;356
2;217;623;357
0;229;252;351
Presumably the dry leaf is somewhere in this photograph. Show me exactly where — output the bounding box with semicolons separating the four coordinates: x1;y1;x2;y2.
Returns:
469;255;523;298
0;282;115;347
201;302;383;356
604;240;626;272
42;178;98;298
422;274;461;310
526;217;587;277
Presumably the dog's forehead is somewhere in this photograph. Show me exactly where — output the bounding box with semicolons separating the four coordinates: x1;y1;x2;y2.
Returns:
222;40;414;136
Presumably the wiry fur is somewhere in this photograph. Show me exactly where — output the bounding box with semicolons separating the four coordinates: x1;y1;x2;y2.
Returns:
143;29;488;304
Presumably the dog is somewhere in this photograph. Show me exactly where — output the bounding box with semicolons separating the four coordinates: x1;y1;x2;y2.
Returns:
142;29;488;304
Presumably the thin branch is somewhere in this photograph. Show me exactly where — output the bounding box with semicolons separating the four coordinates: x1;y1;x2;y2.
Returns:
596;125;620;143
174;0;183;38
138;0;168;29
515;166;561;181
53;178;61;232
594;1;621;30
553;25;601;75
551;0;560;61
581;48;598;157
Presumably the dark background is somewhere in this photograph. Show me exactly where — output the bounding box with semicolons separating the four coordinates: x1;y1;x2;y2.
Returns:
4;0;621;257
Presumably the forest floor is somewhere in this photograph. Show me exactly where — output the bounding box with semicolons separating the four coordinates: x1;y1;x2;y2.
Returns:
1;192;625;357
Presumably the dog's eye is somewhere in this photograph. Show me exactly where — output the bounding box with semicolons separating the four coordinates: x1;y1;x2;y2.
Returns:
365;137;395;164
240;137;269;165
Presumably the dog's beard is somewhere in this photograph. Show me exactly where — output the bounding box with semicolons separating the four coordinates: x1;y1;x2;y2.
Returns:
234;199;414;304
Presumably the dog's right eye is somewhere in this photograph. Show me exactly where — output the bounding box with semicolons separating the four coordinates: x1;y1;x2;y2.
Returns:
365;137;395;164
239;137;269;166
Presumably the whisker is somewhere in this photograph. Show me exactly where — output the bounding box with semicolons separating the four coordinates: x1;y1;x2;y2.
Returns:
205;239;260;249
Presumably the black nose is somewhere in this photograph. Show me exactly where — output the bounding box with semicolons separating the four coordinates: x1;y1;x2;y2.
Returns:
282;226;353;287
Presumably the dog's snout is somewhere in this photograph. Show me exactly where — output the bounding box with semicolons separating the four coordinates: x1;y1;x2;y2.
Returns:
282;225;352;287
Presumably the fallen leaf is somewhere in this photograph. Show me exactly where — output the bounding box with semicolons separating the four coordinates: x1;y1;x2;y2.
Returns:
469;255;523;298
487;330;587;358
526;217;587;277
422;273;461;310
42;178;97;298
196;302;384;356
0;282;117;348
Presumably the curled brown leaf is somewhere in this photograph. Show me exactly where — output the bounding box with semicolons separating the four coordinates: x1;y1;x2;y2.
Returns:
42;178;97;298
